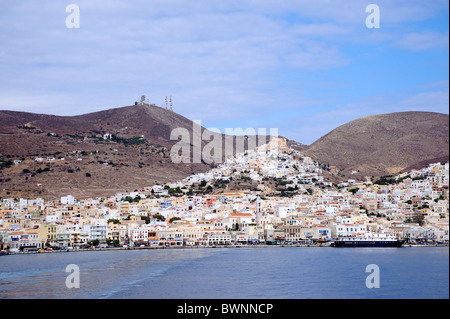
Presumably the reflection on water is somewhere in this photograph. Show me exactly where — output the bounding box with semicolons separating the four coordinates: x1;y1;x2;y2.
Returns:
0;247;448;299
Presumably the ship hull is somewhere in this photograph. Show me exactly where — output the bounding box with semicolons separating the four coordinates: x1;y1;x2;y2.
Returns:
331;240;405;248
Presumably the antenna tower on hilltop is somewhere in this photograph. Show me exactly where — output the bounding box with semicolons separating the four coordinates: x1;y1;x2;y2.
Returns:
137;95;150;105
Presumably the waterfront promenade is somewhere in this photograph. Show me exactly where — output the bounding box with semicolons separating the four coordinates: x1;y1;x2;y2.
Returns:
3;242;448;256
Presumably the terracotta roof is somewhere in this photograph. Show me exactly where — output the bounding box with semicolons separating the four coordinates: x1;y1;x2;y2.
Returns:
229;213;253;217
8;231;24;235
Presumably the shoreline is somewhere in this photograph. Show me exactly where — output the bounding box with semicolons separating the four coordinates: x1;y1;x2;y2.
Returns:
2;243;448;256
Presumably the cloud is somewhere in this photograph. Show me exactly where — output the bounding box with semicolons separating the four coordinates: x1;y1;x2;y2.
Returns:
0;0;448;144
0;3;353;118
394;31;449;51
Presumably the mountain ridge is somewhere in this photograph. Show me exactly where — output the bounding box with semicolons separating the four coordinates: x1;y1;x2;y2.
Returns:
0;107;448;199
0;103;269;199
303;111;449;178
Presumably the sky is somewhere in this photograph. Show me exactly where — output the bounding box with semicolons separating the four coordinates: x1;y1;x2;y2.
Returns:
0;0;448;144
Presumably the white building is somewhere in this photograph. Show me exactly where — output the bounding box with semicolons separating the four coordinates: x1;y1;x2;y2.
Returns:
330;223;367;238
61;195;75;205
83;223;107;241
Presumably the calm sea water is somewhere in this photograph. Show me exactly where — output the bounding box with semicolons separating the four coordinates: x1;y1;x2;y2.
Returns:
0;247;448;299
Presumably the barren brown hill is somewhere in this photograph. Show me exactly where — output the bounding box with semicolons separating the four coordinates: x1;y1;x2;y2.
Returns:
303;111;449;179
0;104;268;200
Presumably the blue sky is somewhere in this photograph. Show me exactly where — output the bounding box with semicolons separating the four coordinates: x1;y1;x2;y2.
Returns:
0;0;448;144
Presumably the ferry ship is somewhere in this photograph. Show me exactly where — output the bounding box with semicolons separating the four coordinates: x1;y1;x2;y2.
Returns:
331;232;405;248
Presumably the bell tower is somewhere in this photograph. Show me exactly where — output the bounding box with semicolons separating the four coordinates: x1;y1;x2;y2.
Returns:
255;197;262;225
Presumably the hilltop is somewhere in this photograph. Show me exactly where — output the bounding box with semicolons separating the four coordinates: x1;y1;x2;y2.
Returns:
1;107;448;199
0;103;266;200
303;111;449;179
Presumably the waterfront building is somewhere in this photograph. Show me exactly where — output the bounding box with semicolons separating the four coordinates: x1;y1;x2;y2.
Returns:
0;146;448;251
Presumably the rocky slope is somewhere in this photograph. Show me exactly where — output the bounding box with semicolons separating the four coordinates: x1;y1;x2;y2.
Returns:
0;104;265;199
303;111;449;179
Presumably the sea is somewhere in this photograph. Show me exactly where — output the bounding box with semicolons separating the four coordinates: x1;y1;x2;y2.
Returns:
0;247;448;299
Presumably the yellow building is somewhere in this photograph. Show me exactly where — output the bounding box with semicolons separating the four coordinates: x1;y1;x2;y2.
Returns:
107;222;121;242
181;225;204;245
36;223;57;246
119;202;131;218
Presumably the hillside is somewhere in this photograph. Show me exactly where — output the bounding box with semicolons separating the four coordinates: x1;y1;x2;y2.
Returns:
0;104;266;200
303;111;449;179
1;107;447;199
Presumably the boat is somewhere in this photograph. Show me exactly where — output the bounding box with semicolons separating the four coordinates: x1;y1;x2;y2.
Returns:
0;250;7;256
331;232;405;248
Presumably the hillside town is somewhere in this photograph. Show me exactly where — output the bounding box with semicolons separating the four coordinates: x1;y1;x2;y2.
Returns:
0;138;448;254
